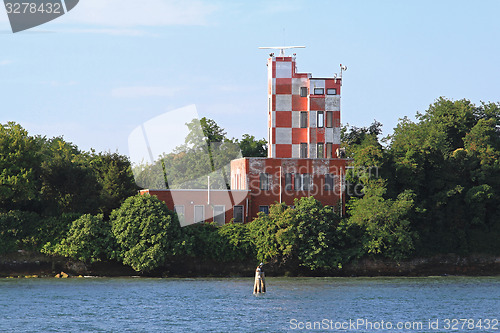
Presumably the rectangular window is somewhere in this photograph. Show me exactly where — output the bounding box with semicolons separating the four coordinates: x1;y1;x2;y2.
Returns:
327;88;337;95
174;205;185;225
233;205;243;223
294;174;310;191
300;143;308;158
317;143;324;158
317;111;324;128
285;173;293;191
260;173;269;190
194;205;204;223
259;206;269;215
294;173;302;191
326;111;333;128
213;205;225;226
326;143;333;158
300;86;308;97
324;174;335;191
303;174;310;191
300;111;308;128
314;88;324;95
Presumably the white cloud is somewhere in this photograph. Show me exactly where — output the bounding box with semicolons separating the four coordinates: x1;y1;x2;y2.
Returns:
67;0;218;27
111;86;183;98
0;60;12;66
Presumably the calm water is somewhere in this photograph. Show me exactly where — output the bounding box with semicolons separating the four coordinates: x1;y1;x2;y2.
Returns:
0;276;499;332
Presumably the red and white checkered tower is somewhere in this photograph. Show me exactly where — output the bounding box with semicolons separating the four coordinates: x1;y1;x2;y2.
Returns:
260;46;343;159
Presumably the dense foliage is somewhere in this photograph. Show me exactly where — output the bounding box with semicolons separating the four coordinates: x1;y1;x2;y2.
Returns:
50;214;116;263
248;197;346;270
344;97;500;256
1;97;499;274
0;122;137;254
110;195;182;272
133;117;267;190
346;179;417;260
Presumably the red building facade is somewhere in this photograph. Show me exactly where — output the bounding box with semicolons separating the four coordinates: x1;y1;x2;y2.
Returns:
141;51;348;226
267;55;342;159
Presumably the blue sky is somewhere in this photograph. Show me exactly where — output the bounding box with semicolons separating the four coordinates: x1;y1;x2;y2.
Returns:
1;0;499;160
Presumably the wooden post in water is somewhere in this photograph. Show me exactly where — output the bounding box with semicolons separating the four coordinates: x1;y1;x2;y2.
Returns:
253;263;266;294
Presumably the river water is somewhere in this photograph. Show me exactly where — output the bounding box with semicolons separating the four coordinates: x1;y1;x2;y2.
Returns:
0;276;499;332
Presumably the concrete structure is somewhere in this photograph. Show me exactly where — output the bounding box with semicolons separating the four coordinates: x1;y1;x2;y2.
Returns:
141;51;349;225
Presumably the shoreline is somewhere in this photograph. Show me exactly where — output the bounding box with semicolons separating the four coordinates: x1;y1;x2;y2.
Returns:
1;252;500;278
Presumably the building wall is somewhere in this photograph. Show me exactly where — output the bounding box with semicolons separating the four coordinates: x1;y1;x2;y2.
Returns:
141;189;250;226
267;56;343;159
142;54;349;226
231;157;348;219
144;156;348;226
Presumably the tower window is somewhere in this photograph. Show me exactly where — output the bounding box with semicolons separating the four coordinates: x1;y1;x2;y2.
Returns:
295;174;310;191
233;205;243;223
259;206;270;215
327;88;337;95
260;173;269;190
314;88;324;95
317;143;324;158
317;111;324;128
285;173;293;191
324;174;335;191
300;143;308;158
326;111;333;128
213;205;225;226
300;111;308;128
303;174;310;191
326;143;333;158
300;87;308;97
294;173;301;190
194;205;204;223
174;205;185;225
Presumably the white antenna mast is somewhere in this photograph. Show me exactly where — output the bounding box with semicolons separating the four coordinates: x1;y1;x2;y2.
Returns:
258;46;305;57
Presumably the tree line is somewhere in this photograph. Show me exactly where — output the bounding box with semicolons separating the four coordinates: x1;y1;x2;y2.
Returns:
1;97;499;273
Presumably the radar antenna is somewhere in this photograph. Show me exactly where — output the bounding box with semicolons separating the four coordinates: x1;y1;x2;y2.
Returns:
258;46;305;57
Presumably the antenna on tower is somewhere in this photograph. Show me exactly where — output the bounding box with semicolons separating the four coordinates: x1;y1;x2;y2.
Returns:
340;64;347;77
258;46;305;57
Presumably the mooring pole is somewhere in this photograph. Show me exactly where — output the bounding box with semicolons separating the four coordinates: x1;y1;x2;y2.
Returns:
253;263;266;294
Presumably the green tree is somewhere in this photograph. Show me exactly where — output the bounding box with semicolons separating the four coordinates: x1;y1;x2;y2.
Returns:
185;117;227;149
87;151;139;216
39;137;101;215
110;195;182;272
39;213;83;253
0;210;40;253
178;222;220;259
386;98;500;255
342;121;386;198
347;179;417;260
51;214;116;263
217;222;255;261
0;122;42;212
237;134;267;157
179;222;255;262
249;197;347;271
134;117;241;190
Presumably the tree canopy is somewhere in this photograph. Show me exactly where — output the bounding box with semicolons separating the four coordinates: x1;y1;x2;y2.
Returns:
345;98;500;256
133;117;267;190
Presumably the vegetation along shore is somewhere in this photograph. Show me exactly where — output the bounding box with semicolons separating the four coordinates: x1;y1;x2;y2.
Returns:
1;97;499;277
